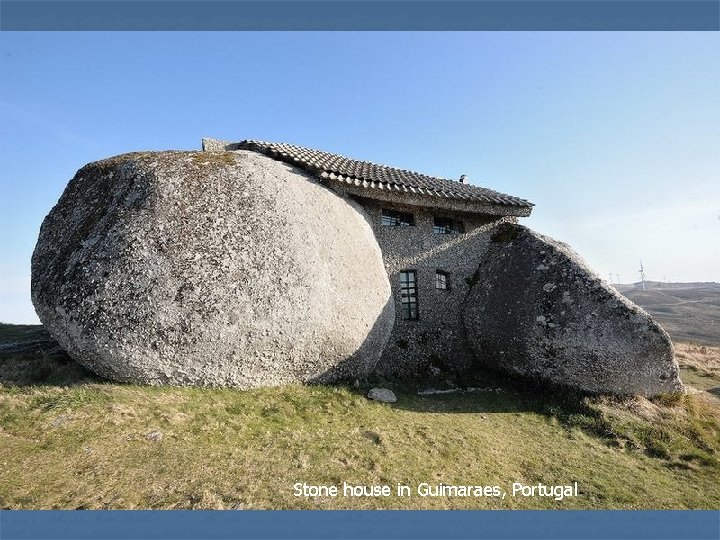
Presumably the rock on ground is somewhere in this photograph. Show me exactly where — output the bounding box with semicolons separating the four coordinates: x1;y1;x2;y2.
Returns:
32;150;394;388
463;223;683;396
367;388;397;403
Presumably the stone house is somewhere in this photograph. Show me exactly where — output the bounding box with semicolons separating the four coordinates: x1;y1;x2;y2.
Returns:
203;139;533;378
32;137;681;396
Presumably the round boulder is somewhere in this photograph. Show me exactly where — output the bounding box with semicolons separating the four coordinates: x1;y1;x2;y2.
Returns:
32;150;394;388
463;223;682;396
367;388;397;403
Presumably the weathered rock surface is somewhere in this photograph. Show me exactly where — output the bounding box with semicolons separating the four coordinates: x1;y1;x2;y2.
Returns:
463;223;682;396
32;150;394;388
367;387;397;403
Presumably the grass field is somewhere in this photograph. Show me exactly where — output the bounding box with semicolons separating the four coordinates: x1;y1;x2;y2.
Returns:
619;283;720;346
1;323;719;509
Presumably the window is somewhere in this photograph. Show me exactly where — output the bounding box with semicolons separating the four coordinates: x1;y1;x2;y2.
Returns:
435;270;450;291
382;209;415;227
433;216;465;234
399;270;418;320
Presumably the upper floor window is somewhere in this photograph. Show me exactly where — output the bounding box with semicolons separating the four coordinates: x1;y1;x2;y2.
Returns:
435;270;450;291
382;209;415;227
399;270;419;320
433;216;464;234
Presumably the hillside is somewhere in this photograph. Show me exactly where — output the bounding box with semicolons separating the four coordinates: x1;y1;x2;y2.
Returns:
616;282;720;346
1;323;719;509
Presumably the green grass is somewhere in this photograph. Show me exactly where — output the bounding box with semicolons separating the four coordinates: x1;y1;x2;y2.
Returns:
1;323;719;509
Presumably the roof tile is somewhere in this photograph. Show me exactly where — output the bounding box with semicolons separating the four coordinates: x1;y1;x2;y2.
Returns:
233;139;533;209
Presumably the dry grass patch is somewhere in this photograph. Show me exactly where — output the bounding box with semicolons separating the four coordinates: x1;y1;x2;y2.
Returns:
674;343;720;397
675;343;720;377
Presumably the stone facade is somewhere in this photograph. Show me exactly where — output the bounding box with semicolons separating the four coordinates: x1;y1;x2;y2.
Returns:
350;197;511;377
198;140;533;380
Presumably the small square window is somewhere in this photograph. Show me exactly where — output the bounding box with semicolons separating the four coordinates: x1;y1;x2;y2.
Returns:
435;270;450;291
382;209;415;227
433;217;464;234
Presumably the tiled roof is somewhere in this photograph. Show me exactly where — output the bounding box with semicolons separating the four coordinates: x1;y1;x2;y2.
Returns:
233;140;533;210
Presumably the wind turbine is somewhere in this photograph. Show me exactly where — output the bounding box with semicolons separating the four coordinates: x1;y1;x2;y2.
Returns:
639;260;647;291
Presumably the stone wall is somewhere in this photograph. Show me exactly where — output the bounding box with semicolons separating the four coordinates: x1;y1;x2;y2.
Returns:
350;196;512;378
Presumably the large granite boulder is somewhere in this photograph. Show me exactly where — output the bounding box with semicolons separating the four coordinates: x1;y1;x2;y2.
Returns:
463;223;682;396
32;150;394;388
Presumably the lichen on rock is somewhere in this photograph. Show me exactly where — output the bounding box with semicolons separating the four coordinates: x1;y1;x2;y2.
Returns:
31;150;394;388
463;223;683;396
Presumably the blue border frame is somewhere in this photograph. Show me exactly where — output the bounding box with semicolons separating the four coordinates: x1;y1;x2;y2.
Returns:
1;510;719;540
1;2;718;540
1;1;719;31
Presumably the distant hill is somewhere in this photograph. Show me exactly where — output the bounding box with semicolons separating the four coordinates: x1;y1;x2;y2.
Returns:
616;282;720;346
616;281;720;293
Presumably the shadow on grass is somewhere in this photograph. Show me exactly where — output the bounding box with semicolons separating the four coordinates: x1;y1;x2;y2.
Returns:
381;366;594;418
1;324;586;418
0;323;100;387
0;324;600;417
384;374;720;470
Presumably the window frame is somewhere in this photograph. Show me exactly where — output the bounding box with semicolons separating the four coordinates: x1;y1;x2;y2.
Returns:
433;216;465;235
435;270;450;291
381;209;415;228
399;270;419;320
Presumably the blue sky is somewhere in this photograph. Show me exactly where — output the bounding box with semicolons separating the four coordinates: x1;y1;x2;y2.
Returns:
1;32;719;323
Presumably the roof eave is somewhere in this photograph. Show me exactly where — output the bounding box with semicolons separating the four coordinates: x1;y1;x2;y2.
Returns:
334;183;532;218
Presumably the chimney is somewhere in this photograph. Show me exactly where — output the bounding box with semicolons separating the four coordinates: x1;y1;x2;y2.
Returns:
459;174;467;184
